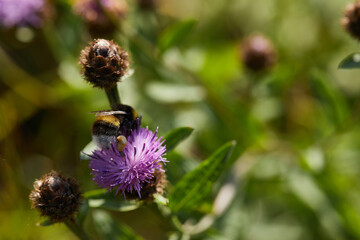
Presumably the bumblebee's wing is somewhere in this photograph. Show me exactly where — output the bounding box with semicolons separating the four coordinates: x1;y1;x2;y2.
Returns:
90;110;127;116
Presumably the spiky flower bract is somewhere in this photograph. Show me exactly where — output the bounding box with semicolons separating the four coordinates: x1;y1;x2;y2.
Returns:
29;171;83;222
79;39;130;89
89;120;167;199
0;0;46;28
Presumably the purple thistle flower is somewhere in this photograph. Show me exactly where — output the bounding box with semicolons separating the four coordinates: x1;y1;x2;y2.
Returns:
0;0;45;28
89;122;167;198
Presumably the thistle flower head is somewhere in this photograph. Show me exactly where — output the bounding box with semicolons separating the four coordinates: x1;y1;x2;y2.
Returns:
79;39;130;89
342;0;360;40
29;171;82;222
241;34;277;72
89;119;167;199
0;0;46;28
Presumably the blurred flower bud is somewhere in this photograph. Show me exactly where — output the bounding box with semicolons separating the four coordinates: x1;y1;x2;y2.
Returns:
29;171;82;222
341;1;360;40
137;0;157;10
241;34;277;72
73;0;127;37
0;0;53;28
79;39;130;89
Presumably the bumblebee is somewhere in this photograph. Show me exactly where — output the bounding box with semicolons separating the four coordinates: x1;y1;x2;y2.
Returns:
91;104;138;151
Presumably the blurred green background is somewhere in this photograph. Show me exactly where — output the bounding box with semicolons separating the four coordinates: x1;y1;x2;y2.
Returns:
1;0;360;239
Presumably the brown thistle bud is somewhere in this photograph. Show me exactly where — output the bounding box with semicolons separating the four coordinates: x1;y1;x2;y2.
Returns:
241;34;277;72
79;39;130;89
137;0;157;10
73;0;128;37
29;171;83;222
341;1;360;40
125;170;167;201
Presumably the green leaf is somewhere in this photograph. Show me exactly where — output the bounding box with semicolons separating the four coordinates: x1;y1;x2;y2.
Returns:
168;141;236;213
158;19;197;52
84;189;108;199
154;194;169;206
88;199;141;212
85;189;141;211
37;219;55;227
164;127;194;151
166;151;198;185
80;141;99;160
338;53;360;69
199;43;240;91
93;210;144;240
310;70;350;128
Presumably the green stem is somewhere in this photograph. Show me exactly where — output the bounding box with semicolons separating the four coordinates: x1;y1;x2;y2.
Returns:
171;216;184;233
65;220;92;240
244;71;257;104
105;85;121;109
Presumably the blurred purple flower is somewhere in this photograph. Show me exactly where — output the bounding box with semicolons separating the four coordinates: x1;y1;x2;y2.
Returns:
0;0;45;27
73;0;127;25
89;120;167;198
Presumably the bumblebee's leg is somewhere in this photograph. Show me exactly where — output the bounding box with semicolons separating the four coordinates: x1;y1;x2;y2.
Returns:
117;135;127;152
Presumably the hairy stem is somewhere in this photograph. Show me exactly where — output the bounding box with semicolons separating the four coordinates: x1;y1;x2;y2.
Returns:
105;85;121;109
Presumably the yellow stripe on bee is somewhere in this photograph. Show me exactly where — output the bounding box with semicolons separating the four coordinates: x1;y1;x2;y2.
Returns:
95;115;121;127
132;109;138;119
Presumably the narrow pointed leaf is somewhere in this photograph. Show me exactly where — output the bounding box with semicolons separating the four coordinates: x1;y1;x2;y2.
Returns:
338;53;360;69
310;70;350;128
164;127;194;151
158;19;197;52
169;141;236;212
166;151;198;185
154;194;169;206
37;219;55;227
84;189;108;199
88;199;141;212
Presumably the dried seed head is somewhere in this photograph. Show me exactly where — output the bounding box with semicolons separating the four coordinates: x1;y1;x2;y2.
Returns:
124;170;167;201
79;39;130;89
73;0;128;37
241;34;277;72
29;171;82;222
342;1;360;40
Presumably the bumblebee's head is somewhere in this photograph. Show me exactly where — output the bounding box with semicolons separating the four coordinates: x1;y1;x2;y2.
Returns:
111;104;137;120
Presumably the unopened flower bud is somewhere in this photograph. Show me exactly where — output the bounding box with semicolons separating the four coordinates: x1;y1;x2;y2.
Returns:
73;0;128;37
241;34;277;72
341;1;360;40
29;171;82;222
79;39;130;89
